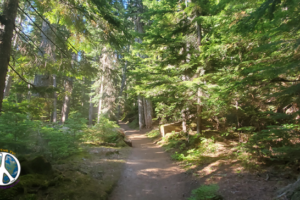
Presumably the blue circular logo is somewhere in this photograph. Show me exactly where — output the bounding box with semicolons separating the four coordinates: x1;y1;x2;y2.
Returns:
0;152;21;186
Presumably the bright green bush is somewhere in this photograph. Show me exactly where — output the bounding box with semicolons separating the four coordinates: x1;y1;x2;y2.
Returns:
188;184;219;200
40;126;78;160
146;130;160;139
82;116;120;144
0;100;35;153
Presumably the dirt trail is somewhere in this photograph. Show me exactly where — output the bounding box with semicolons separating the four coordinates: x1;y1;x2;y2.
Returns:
109;122;192;200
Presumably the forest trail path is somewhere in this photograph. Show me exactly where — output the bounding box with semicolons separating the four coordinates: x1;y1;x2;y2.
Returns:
109;122;190;200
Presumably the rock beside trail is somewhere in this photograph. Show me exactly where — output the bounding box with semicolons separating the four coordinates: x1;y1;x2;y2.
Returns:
276;178;300;200
124;138;132;147
116;128;132;147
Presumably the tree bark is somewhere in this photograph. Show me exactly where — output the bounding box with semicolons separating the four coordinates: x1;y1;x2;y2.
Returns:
196;17;202;134
89;81;94;127
143;97;153;129
138;95;145;130
4;75;12;97
0;0;19;113
181;108;187;133
52;75;57;122
4;16;22;98
135;0;153;129
61;77;73;123
117;59;127;121
97;74;104;123
196;89;202;134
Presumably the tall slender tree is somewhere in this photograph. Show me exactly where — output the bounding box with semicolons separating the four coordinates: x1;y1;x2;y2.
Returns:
0;0;18;112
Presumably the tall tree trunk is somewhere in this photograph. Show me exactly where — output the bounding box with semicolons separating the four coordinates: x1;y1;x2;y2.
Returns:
89;81;94;127
196;18;203;134
89;95;93;126
138;95;145;130
97;74;104;123
181;108;187;133
4;75;12;97
196;89;202;134
143;97;153;129
135;0;152;129
236;100;241;142
0;0;18;113
61;77;73;123
52;75;57;122
3;16;21;98
117;60;127;121
33;20;56;96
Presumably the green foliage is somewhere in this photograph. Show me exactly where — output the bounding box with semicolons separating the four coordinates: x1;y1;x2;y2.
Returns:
64;112;88;139
82;116;120;144
128;118;139;129
0;100;36;152
146;130;160;139
188;184;219;200
40;126;78;160
170;136;217;162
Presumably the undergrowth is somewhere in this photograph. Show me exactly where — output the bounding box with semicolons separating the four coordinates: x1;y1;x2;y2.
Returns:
146;130;160;139
188;184;220;200
128;118;139;129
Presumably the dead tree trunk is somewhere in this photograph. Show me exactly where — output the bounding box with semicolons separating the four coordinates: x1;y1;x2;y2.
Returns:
0;0;19;112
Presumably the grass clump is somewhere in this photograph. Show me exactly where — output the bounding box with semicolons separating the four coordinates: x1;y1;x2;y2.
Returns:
189;184;221;200
146;130;160;139
170;136;217;162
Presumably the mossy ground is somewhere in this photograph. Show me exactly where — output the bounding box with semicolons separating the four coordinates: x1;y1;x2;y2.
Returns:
0;145;131;200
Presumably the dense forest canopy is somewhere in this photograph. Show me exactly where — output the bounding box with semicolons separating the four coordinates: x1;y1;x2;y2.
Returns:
1;0;300;169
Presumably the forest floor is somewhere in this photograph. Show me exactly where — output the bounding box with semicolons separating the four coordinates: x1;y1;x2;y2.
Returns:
110;122;298;200
152;130;297;200
1;139;132;200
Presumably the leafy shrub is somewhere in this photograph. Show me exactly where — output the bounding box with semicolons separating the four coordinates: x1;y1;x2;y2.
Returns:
171;136;217;161
0;100;35;153
82;116;120;144
189;184;219;200
171;152;185;160
247;124;300;161
64;112;87;139
146;130;160;139
40;126;78;160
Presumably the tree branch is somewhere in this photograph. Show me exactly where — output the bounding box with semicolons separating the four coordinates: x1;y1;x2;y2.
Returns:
18;6;70;58
8;63;37;90
24;0;79;54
